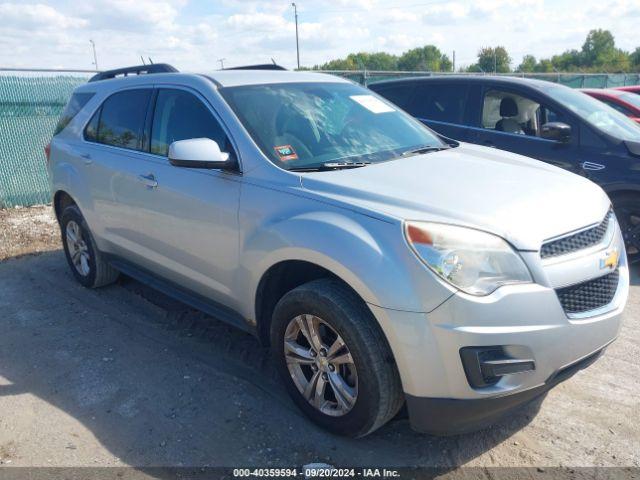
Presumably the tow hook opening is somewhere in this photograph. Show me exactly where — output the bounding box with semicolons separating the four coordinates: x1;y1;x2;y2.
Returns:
460;346;536;389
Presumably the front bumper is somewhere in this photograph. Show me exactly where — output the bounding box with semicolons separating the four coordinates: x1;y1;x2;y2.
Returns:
368;221;629;435
405;345;605;435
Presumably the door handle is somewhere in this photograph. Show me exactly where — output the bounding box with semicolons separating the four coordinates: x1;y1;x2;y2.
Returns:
581;161;605;171
137;173;158;189
80;153;92;165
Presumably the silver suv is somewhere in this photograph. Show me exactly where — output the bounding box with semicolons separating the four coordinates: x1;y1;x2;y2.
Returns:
47;64;629;437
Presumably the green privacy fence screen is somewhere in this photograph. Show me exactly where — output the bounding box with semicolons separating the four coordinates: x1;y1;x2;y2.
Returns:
1;69;639;208
0;71;91;208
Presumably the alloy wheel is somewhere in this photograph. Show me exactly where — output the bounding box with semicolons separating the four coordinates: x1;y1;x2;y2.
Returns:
65;220;91;276
284;314;358;416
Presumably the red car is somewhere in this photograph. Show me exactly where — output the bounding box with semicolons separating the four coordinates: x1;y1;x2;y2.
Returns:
580;88;640;123
614;85;640;95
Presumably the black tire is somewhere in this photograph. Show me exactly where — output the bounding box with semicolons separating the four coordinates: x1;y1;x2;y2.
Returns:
60;204;119;288
612;193;640;264
270;278;404;437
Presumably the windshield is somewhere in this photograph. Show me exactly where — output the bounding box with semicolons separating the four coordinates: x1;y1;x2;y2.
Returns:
618;91;640;111
545;86;640;141
220;82;445;170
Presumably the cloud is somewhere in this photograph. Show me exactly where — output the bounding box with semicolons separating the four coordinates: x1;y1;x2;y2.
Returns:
589;0;640;18
386;9;419;23
79;0;181;32
0;0;639;71
0;3;87;29
226;12;290;31
422;2;469;24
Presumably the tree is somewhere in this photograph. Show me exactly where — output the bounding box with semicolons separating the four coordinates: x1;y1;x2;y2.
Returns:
581;29;615;66
534;59;555;73
397;45;452;71
470;46;511;73
631;47;640;70
578;29;630;71
357;52;399;70
551;50;582;71
313;30;640;74
318;52;398;71
517;54;537;73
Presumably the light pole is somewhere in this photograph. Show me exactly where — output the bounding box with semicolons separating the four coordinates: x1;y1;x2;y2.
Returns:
291;2;300;70
218;58;226;69
89;39;98;71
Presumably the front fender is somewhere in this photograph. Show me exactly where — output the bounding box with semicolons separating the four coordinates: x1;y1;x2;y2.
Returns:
236;209;453;320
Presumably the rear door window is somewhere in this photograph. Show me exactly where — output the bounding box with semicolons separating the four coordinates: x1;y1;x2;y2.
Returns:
407;83;469;124
54;92;95;135
84;107;100;142
93;89;151;150
370;83;415;110
150;89;230;157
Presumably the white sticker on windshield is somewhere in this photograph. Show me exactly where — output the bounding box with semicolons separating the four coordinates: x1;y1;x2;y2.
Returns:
350;95;395;114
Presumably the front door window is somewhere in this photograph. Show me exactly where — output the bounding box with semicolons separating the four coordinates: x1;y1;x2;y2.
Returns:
481;89;561;137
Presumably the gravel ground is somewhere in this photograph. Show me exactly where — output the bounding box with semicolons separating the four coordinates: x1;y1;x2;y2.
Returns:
0;205;638;470
0;205;59;261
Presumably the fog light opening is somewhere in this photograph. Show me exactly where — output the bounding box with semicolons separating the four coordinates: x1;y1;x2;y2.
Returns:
460;346;536;389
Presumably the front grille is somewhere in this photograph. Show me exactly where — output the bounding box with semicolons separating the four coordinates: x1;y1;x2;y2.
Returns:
541;209;612;259
556;269;620;315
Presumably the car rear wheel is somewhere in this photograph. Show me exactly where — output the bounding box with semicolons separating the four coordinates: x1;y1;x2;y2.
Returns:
613;194;640;264
60;205;119;288
271;279;404;437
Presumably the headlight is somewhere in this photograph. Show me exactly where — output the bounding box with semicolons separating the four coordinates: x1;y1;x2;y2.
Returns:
405;221;532;296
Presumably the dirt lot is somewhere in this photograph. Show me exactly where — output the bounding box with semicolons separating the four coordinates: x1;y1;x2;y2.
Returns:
0;205;59;260
0;205;638;470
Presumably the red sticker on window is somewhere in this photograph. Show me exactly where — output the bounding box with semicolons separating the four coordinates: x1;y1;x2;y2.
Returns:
274;145;298;161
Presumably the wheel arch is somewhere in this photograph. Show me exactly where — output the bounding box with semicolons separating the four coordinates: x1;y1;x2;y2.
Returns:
604;185;640;200
53;190;78;222
254;259;367;346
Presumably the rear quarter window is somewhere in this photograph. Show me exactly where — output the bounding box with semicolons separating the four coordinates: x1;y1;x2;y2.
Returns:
54;92;95;135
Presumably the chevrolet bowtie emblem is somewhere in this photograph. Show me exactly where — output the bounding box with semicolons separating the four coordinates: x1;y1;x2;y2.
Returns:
600;249;619;270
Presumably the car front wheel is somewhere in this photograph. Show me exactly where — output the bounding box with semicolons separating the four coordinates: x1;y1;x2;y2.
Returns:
271;279;404;437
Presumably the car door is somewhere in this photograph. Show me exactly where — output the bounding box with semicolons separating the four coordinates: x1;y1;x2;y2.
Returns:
108;87;242;309
468;85;583;175
81;87;154;246
404;82;474;141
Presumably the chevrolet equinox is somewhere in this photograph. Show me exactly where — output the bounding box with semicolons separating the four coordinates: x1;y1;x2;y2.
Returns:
47;64;629;437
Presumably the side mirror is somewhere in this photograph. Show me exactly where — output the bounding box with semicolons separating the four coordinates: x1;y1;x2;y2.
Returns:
541;122;571;143
168;138;234;169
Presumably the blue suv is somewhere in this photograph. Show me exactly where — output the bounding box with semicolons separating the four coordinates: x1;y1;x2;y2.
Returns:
370;76;640;262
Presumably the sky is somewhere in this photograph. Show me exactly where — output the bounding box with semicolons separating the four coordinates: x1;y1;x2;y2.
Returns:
1;0;640;72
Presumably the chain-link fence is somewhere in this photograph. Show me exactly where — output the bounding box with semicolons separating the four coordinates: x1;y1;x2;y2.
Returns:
1;69;639;208
0;69;93;208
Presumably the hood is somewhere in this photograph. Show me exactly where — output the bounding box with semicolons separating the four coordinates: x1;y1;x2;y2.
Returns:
300;143;610;251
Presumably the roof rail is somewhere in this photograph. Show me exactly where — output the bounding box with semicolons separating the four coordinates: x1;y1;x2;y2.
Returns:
89;63;178;83
225;64;287;71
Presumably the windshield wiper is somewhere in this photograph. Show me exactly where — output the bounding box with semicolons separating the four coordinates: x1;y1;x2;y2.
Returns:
401;145;451;157
289;161;371;172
